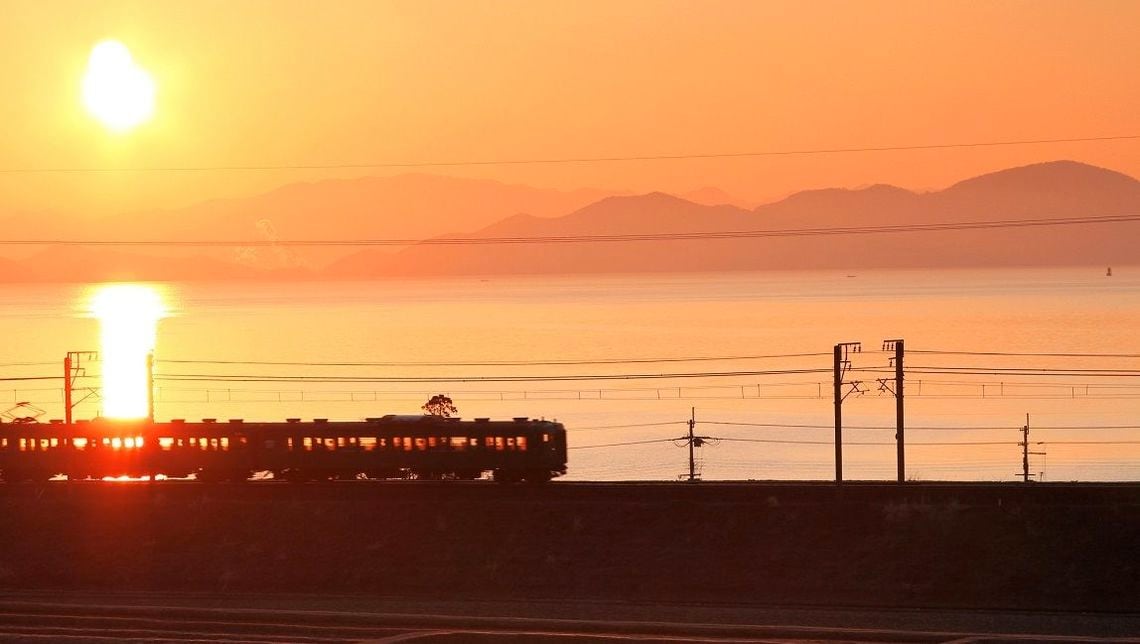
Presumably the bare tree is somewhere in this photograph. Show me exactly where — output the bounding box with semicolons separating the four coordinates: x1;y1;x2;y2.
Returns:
422;394;458;418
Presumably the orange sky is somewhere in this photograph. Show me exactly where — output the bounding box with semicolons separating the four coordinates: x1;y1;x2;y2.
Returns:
2;0;1138;217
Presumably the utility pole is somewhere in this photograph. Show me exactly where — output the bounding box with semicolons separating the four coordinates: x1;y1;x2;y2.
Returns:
64;354;72;425
146;351;155;423
1020;413;1031;482
1017;413;1046;483
63;351;98;424
833;342;862;484
687;407;696;482
879;339;905;483
674;407;713;482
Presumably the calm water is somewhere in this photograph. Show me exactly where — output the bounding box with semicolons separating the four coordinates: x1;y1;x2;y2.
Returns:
2;268;1139;481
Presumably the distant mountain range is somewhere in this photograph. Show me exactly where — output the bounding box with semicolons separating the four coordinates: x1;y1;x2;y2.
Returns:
3;160;1139;282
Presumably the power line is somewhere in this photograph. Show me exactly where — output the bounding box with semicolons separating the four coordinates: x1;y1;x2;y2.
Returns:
569;438;675;450
158;352;831;368
912;349;1140;359
702;420;1018;431
149;381;827;397
2;134;1136;174
571;421;689;431
906;378;1140;388
4;212;1140;247
903;367;1140;377
152;367;834;383
715;435;1012;444
1044;440;1140;445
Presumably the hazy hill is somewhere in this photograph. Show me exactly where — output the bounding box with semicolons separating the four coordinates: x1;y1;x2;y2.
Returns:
7;161;1140;282
679;186;752;208
0;173;615;272
330;161;1140;277
92;173;615;243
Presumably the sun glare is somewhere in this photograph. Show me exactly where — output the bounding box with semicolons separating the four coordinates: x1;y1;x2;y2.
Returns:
90;284;166;419
81;40;156;132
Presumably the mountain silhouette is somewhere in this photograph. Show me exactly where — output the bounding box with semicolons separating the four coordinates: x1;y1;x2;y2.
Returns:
6;161;1139;282
330;160;1140;277
679;186;752;208
0;174;615;275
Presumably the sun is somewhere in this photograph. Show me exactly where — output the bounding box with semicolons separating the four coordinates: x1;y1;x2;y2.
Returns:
81;40;156;132
90;284;167;419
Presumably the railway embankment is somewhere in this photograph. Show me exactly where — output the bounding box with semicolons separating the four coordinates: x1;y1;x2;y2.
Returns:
0;481;1136;612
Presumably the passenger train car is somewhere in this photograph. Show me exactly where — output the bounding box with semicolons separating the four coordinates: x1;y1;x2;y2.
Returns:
0;415;567;483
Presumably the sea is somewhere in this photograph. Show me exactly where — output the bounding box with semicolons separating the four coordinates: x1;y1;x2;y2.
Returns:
2;267;1139;482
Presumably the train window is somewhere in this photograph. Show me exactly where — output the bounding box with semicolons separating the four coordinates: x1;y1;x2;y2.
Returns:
124;437;136;449
517;436;527;451
404;436;413;452
50;438;59;448
303;437;313;451
189;437;197;447
495;436;505;451
239;436;248;446
469;437;478;448
379;437;387;448
337;437;346;448
360;437;376;450
414;437;426;451
506;437;515;450
220;437;229;450
427;437;437;448
159;437;174;450
485;437;494;448
449;437;467;450
0;438;6;449
111;437;123;449
19;438;26;451
392;437;401;447
287;437;294;450
543;433;550;443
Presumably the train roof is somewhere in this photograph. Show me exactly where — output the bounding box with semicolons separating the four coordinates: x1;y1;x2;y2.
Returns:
1;415;564;430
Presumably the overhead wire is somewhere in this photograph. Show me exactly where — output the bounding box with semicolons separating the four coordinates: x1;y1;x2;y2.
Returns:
569;438;677;450
713;437;1016;446
156;352;832;367
910;349;1140;359
5;212;1140;247
152;367;835;383
3;133;1136;174
570;421;689;431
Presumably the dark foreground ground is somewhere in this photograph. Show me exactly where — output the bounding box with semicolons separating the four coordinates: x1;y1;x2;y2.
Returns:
0;481;1137;622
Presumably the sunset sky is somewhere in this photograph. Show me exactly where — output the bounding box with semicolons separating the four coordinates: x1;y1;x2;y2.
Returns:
2;0;1138;217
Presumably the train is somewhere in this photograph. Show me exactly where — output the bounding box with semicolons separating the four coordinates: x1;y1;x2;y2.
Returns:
0;415;568;483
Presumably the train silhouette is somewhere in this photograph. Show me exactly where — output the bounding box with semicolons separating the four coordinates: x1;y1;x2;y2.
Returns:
0;415;567;483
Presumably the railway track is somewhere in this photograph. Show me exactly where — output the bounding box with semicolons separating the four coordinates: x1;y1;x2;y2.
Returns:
0;597;1138;643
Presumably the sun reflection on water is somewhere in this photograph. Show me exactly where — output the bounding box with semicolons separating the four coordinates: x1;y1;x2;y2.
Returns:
88;284;168;419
